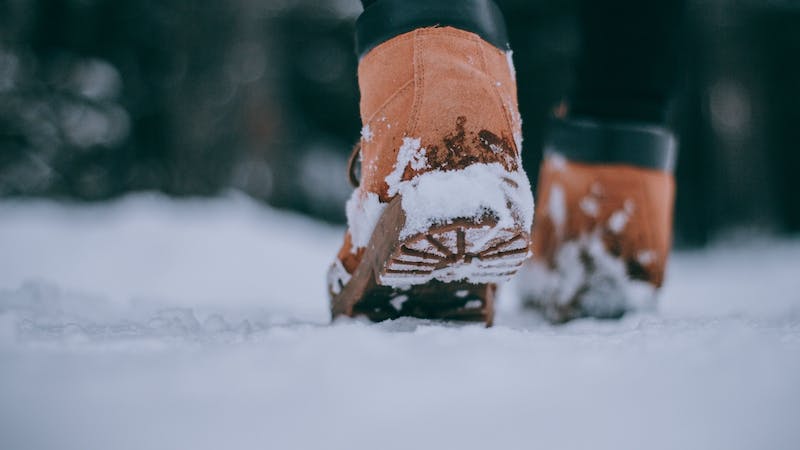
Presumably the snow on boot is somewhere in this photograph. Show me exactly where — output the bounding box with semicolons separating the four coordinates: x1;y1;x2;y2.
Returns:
518;118;676;323
328;27;534;326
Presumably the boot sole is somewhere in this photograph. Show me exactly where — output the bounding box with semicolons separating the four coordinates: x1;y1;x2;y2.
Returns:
331;196;530;326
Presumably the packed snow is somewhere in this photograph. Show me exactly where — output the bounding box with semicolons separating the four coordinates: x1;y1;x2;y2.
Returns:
1;192;799;450
518;232;657;321
505;50;516;81
385;137;424;196
344;189;385;249
396;162;533;241
346;135;534;271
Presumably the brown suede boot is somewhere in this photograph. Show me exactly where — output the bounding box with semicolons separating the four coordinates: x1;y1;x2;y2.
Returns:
328;27;534;325
518;118;676;323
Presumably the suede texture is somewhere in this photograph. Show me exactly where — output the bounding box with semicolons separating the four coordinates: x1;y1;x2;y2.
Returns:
358;26;521;200
532;157;675;287
337;26;522;274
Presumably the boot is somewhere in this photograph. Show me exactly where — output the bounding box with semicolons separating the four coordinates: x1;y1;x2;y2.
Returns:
328;26;534;325
518;118;676;323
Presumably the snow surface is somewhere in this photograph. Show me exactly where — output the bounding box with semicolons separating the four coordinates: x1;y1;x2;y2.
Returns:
1;193;800;450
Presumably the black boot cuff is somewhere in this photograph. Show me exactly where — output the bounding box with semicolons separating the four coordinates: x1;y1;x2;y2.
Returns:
356;0;509;58
545;118;678;172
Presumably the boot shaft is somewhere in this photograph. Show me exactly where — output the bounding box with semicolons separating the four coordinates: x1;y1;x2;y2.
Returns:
357;27;522;200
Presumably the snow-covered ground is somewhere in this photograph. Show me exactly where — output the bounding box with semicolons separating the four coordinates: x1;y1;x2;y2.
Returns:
1;193;799;450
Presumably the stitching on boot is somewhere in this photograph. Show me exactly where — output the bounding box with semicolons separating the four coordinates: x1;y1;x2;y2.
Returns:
359;32;415;64
420;26;495;43
407;29;424;138
475;34;518;156
364;79;413;126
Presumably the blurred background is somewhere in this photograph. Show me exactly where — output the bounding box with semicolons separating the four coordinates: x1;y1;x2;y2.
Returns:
0;0;797;247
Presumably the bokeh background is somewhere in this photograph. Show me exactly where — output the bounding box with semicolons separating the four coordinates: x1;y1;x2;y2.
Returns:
1;0;797;246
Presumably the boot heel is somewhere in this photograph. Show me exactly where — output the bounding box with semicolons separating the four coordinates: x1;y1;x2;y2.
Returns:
379;214;530;287
331;190;530;326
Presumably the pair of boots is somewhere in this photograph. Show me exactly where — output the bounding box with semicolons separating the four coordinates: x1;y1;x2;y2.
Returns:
328;27;675;325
